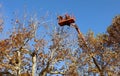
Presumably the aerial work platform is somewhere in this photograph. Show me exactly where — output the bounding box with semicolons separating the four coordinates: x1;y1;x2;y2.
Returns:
57;14;75;26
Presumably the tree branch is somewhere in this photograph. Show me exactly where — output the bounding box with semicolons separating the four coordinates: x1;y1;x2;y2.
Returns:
49;71;65;75
92;56;101;72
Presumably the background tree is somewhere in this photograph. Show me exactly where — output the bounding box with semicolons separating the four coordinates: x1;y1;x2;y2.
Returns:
76;15;120;76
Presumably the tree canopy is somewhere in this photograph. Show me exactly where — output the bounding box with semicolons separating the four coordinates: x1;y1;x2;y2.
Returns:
0;13;120;76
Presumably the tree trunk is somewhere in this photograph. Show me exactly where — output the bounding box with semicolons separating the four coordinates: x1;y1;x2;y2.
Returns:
100;71;104;76
17;51;21;76
39;61;49;76
32;54;37;76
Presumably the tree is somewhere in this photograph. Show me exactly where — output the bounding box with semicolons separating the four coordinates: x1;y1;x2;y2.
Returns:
0;13;77;76
0;11;120;76
0;16;37;76
76;16;120;76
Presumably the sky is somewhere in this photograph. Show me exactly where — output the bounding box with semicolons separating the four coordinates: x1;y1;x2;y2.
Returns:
0;0;120;35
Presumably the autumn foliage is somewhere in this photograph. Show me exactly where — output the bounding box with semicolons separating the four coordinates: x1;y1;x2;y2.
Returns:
0;13;120;76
